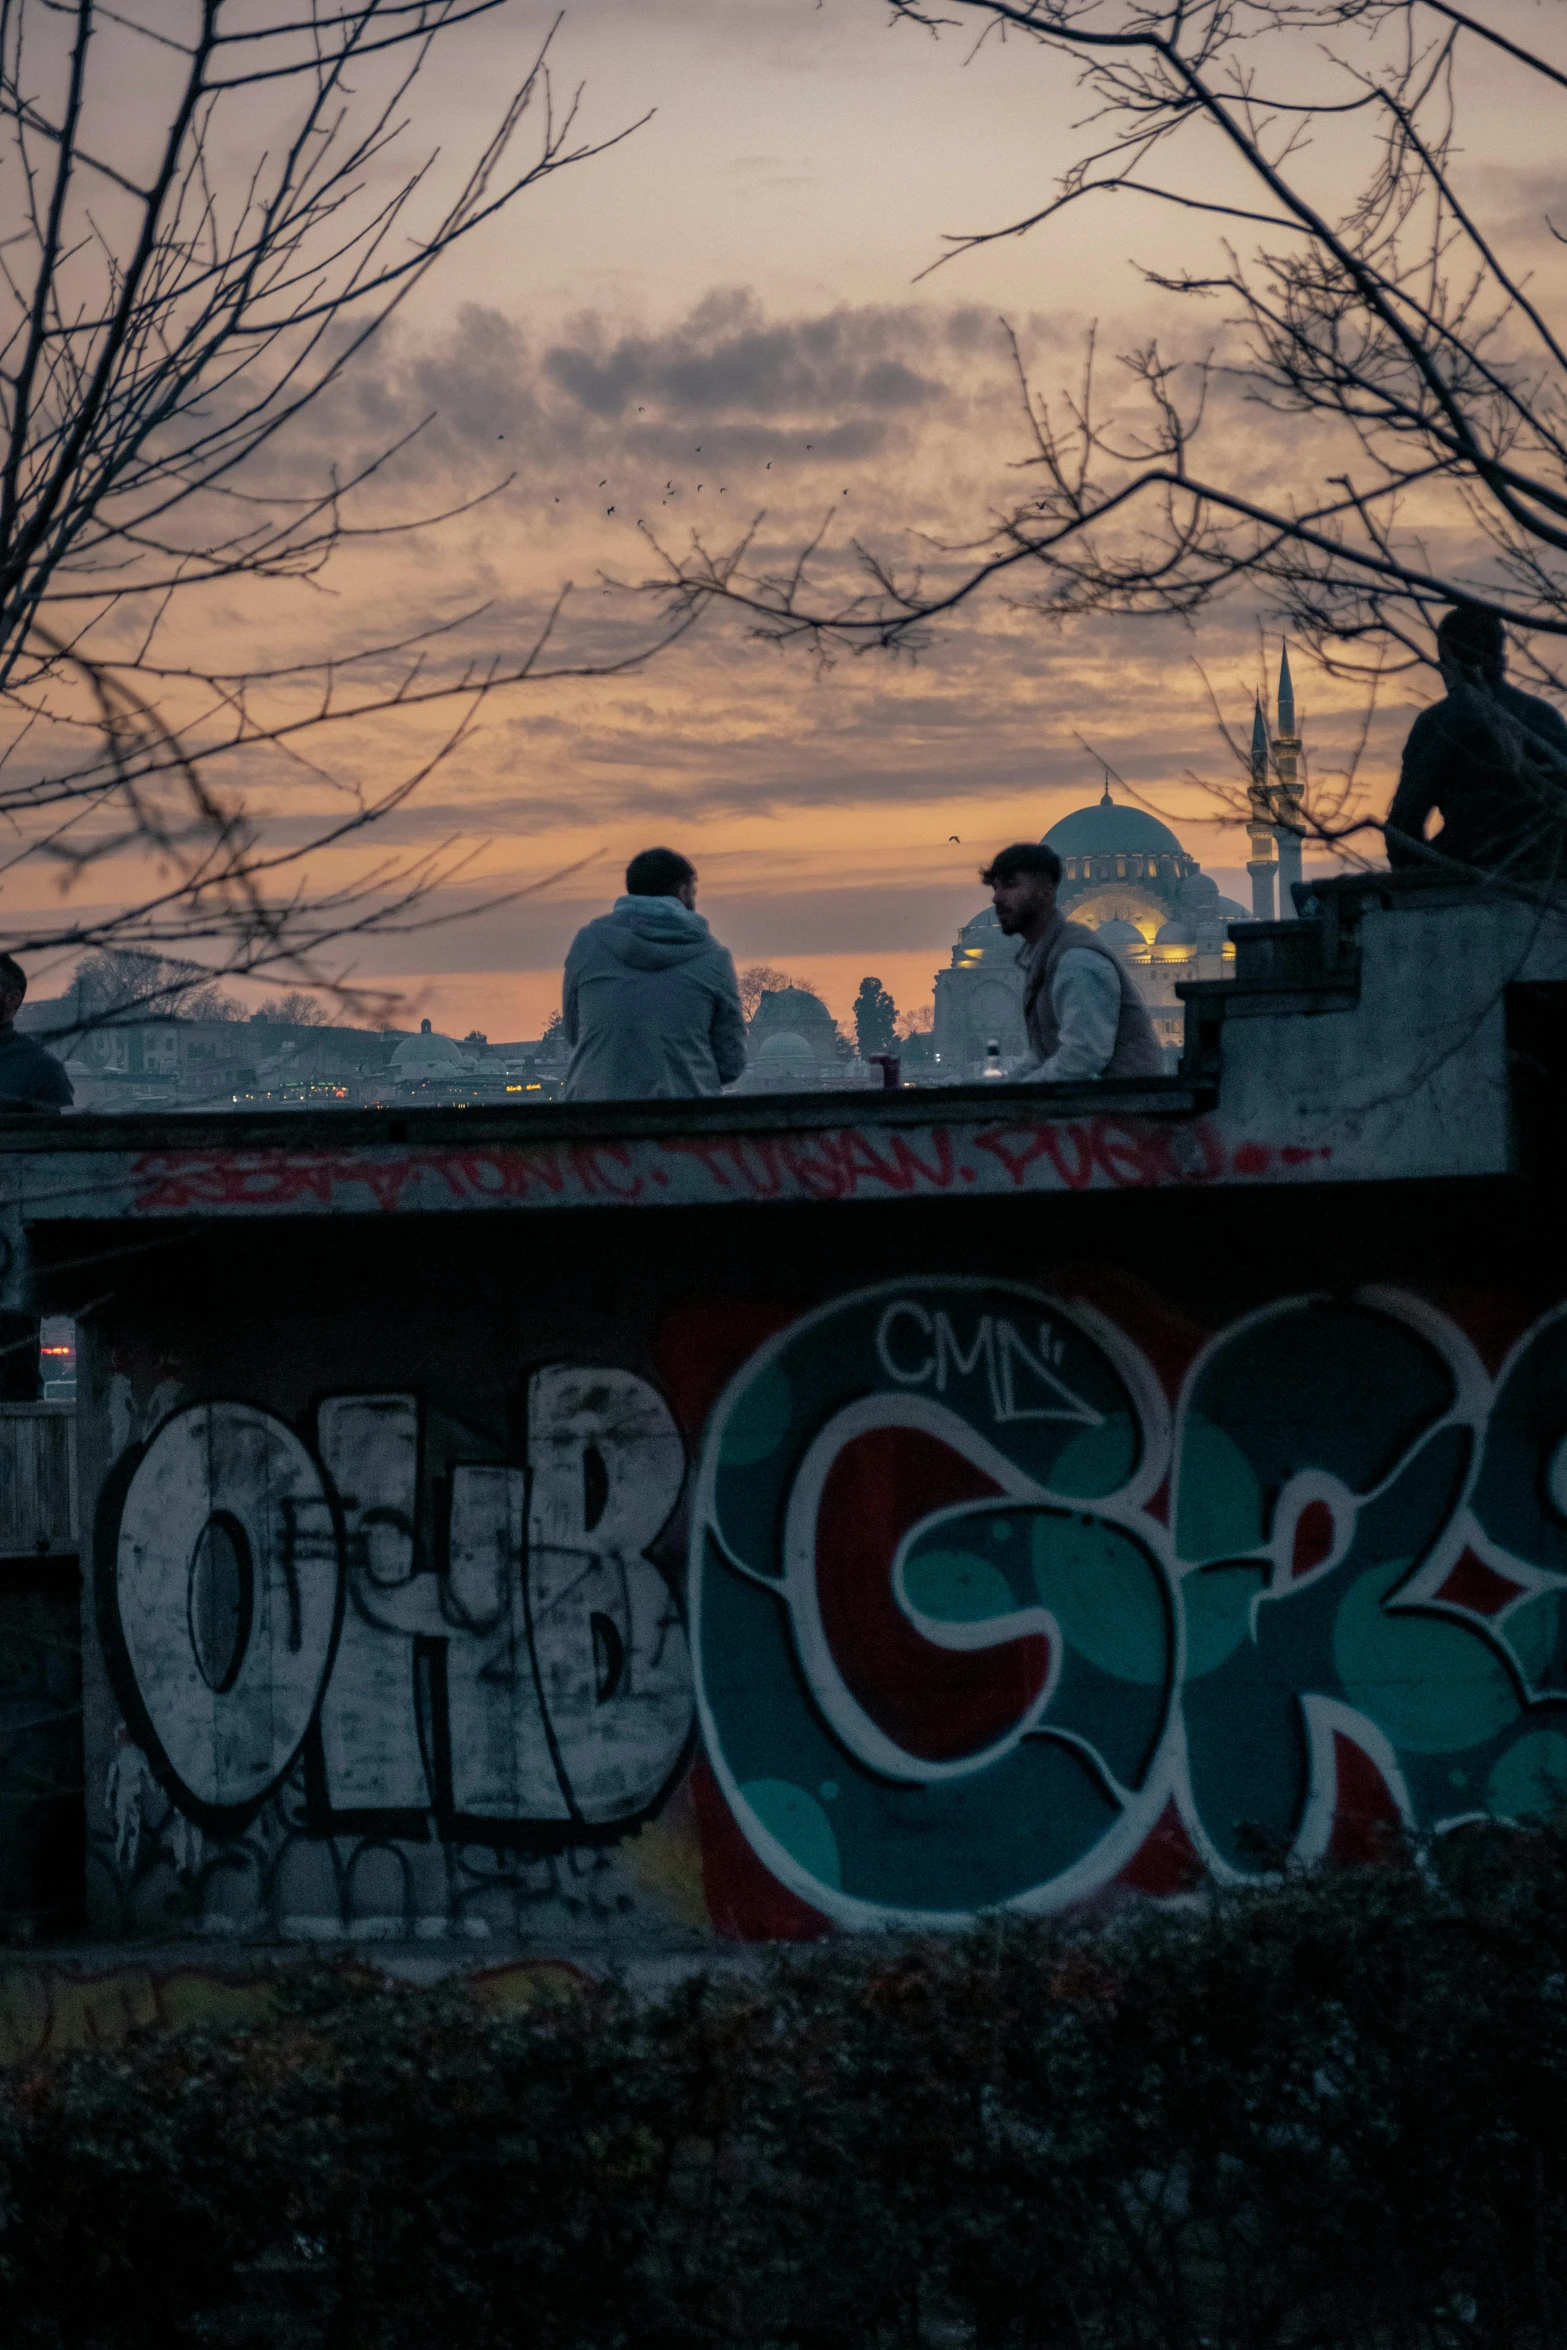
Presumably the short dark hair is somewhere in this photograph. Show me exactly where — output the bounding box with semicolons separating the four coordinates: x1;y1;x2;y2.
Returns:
1436;603;1506;681
625;847;696;897
980;842;1063;889
0;954;27;1001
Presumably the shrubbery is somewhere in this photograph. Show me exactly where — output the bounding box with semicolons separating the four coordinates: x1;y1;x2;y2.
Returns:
5;1834;1567;2347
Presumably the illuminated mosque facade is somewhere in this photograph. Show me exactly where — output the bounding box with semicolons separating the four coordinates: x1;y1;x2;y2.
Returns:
931;648;1307;1075
932;791;1251;1074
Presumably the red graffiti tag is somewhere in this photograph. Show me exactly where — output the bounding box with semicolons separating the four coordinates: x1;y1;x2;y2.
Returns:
129;1118;1329;1215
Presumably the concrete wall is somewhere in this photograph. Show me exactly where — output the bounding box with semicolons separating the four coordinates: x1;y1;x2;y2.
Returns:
57;1171;1567;1948
7;878;1562;1947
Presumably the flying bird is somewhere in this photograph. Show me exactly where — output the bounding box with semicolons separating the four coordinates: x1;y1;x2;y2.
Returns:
949;835;960;843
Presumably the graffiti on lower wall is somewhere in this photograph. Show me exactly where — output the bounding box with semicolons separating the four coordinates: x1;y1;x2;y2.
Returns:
93;1280;1567;1938
95;1368;698;1938
694;1280;1567;1926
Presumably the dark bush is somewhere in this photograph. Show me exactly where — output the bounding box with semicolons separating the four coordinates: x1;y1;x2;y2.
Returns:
4;1837;1567;2348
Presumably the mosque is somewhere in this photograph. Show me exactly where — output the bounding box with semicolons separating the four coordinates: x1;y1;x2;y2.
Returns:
931;786;1249;1072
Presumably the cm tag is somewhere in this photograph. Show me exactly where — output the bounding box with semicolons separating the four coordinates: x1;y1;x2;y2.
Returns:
112;1402;341;1826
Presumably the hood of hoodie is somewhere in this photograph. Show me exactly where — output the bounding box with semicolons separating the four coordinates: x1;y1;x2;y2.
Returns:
586;894;716;972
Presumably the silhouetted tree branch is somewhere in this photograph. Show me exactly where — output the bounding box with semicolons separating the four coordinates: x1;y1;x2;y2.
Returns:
0;0;683;1019
643;0;1567;844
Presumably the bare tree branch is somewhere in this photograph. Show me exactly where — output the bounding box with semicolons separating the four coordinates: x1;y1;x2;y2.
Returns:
0;0;674;1024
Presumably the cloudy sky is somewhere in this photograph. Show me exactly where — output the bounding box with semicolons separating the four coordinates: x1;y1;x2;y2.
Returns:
22;0;1564;1036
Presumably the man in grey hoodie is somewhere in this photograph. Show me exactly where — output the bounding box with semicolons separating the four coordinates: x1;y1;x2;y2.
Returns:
562;848;748;1101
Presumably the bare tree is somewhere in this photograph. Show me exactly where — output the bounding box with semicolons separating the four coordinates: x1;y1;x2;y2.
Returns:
0;0;685;1030
737;961;791;1019
69;946;243;1028
644;0;1567;869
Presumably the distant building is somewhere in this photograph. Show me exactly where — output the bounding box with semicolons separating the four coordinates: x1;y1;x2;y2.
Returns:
53;1013;263;1109
932;787;1248;1073
747;986;843;1065
1246;645;1306;921
729;984;884;1095
19;995;570;1112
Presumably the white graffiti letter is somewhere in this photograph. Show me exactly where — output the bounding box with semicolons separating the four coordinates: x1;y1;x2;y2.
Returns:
113;1403;339;1818
315;1395;435;1814
444;1463;567;1820
526;1366;691;1824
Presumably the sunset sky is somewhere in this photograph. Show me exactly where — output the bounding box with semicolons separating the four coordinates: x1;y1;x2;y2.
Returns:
22;0;1563;1038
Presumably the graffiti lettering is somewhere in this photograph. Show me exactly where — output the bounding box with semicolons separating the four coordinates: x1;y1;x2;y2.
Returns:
113;1404;341;1827
101;1272;1567;1943
875;1302;1101;1429
104;1370;692;1843
125;1118;1331;1221
693;1280;1567;1929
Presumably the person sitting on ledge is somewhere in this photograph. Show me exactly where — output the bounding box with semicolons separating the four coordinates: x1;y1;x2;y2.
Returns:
0;955;71;1113
985;842;1163;1084
1386;604;1567;884
562;846;747;1103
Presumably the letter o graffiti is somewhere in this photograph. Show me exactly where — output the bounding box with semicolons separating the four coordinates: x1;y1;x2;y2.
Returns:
111;1403;342;1826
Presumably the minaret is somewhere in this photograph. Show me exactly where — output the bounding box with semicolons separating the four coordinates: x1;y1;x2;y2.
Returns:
1273;642;1305;918
1246;695;1278;921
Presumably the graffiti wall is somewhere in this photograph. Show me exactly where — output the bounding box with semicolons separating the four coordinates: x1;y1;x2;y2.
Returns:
85;1274;1567;1940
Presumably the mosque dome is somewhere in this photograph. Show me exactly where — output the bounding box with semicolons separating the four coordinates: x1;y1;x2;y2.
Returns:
1045;786;1182;860
750;983;841;1061
951;906;1021;970
1154;919;1196;946
391;1017;464;1073
757;1031;813;1066
1095;917;1145;951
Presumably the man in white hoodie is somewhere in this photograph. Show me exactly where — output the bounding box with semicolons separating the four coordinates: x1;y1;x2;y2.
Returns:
562;848;748;1101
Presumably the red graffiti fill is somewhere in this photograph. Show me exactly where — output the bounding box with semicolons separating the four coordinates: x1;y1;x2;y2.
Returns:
689;1758;833;1942
1291;1498;1337;1579
814;1425;1049;1764
1434;1546;1527;1618
1115;1799;1204;1898
1326;1733;1404;1865
650;1298;802;1439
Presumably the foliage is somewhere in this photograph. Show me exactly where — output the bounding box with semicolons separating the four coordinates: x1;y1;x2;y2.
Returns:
852;976;898;1059
5;1840;1567;2347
